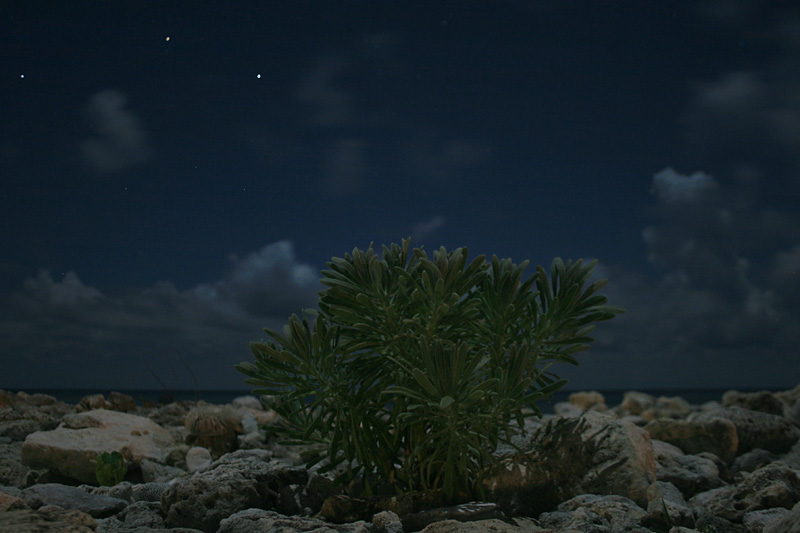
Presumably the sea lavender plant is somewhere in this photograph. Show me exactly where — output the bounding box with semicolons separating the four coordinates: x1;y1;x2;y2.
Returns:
235;238;623;502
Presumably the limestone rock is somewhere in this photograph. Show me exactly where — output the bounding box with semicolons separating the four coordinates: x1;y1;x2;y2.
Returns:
645;416;738;463
75;393;112;412
688;462;800;524
419;517;542;532
0;489;27;511
652;439;723;497
0;441;30;486
185;446;213;472
620;391;657;416
161;448;308;533
372;510;403;533
0;506;97;533
218;508;371;532
0;390;71;441
692;405;800;455
743;507;791;532
482;410;656;516
400;501;506;532
731;448;778;475
107;391;137;412
642;396;694;421
722;389;785;416
568;390;607;411
763;500;800;533
21;409;178;484
21;482;128;518
537;494;648;532
645;480;694;529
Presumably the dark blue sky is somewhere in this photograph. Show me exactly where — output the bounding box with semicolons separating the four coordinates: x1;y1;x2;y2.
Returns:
2;1;799;392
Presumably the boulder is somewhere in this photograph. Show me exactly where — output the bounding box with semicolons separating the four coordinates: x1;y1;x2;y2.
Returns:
651;439;724;496
764;500;800;533
21;483;128;518
0;390;71;441
217;508;371;533
644;480;694;529
537;494;647;532
419;517;542;532
0;441;30;486
644;416;738;463
75;393;112;412
692;405;800;455
21;409;178;484
620;391;657;416
107;391;137;413
567;390;607;411
722;389;785;416
161;449;308;533
641;396;694;420
688;462;800;524
482;410;656;516
0;506;97;532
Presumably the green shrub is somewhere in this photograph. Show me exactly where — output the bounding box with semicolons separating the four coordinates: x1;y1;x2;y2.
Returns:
235;238;623;501
95;451;126;486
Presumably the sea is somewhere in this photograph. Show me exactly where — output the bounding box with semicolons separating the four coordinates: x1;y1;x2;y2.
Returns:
7;386;791;414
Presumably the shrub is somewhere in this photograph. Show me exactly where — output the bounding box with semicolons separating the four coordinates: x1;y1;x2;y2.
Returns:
235;238;623;501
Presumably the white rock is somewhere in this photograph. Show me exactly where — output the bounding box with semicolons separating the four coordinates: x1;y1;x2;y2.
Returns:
185;446;212;472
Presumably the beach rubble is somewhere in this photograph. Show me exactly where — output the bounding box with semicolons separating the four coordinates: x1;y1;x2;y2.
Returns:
0;385;798;532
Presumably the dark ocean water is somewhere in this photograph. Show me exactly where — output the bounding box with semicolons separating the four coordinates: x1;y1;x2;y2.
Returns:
8;386;790;414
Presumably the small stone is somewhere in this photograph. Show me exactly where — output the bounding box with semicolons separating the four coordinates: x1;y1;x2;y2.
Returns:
185;446;212;472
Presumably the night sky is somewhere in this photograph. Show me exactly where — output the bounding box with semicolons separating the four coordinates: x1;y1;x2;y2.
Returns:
2;2;799;393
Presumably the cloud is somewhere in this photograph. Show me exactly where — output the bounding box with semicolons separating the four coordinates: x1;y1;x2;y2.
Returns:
411;215;445;244
79;90;153;174
650;168;718;204
568;167;798;390
0;241;322;391
683;4;800;190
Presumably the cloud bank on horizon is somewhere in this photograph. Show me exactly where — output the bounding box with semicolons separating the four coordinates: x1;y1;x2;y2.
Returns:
2;161;798;391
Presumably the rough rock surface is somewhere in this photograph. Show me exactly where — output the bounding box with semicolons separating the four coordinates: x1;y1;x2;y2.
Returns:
21;409;179;484
482;410;656;516
688;462;800;524
644;416;739;463
652;439;724;496
3;386;800;533
217;508;371;532
161;448;308;532
0;506;97;532
692;405;800;455
22;482;128;517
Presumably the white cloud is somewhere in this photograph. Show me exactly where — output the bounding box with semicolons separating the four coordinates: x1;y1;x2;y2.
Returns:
651;168;718;203
79;90;153;174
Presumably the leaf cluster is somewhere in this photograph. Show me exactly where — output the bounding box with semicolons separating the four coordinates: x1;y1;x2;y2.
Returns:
235;238;623;501
95;451;126;486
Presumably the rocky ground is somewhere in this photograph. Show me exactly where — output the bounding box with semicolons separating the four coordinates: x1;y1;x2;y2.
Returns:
1;385;800;532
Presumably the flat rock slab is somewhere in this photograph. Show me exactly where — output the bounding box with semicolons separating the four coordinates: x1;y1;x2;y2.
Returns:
21;409;177;483
22;483;128;518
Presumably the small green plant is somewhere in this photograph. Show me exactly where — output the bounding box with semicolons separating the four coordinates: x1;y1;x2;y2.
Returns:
95;451;126;486
236;238;623;502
